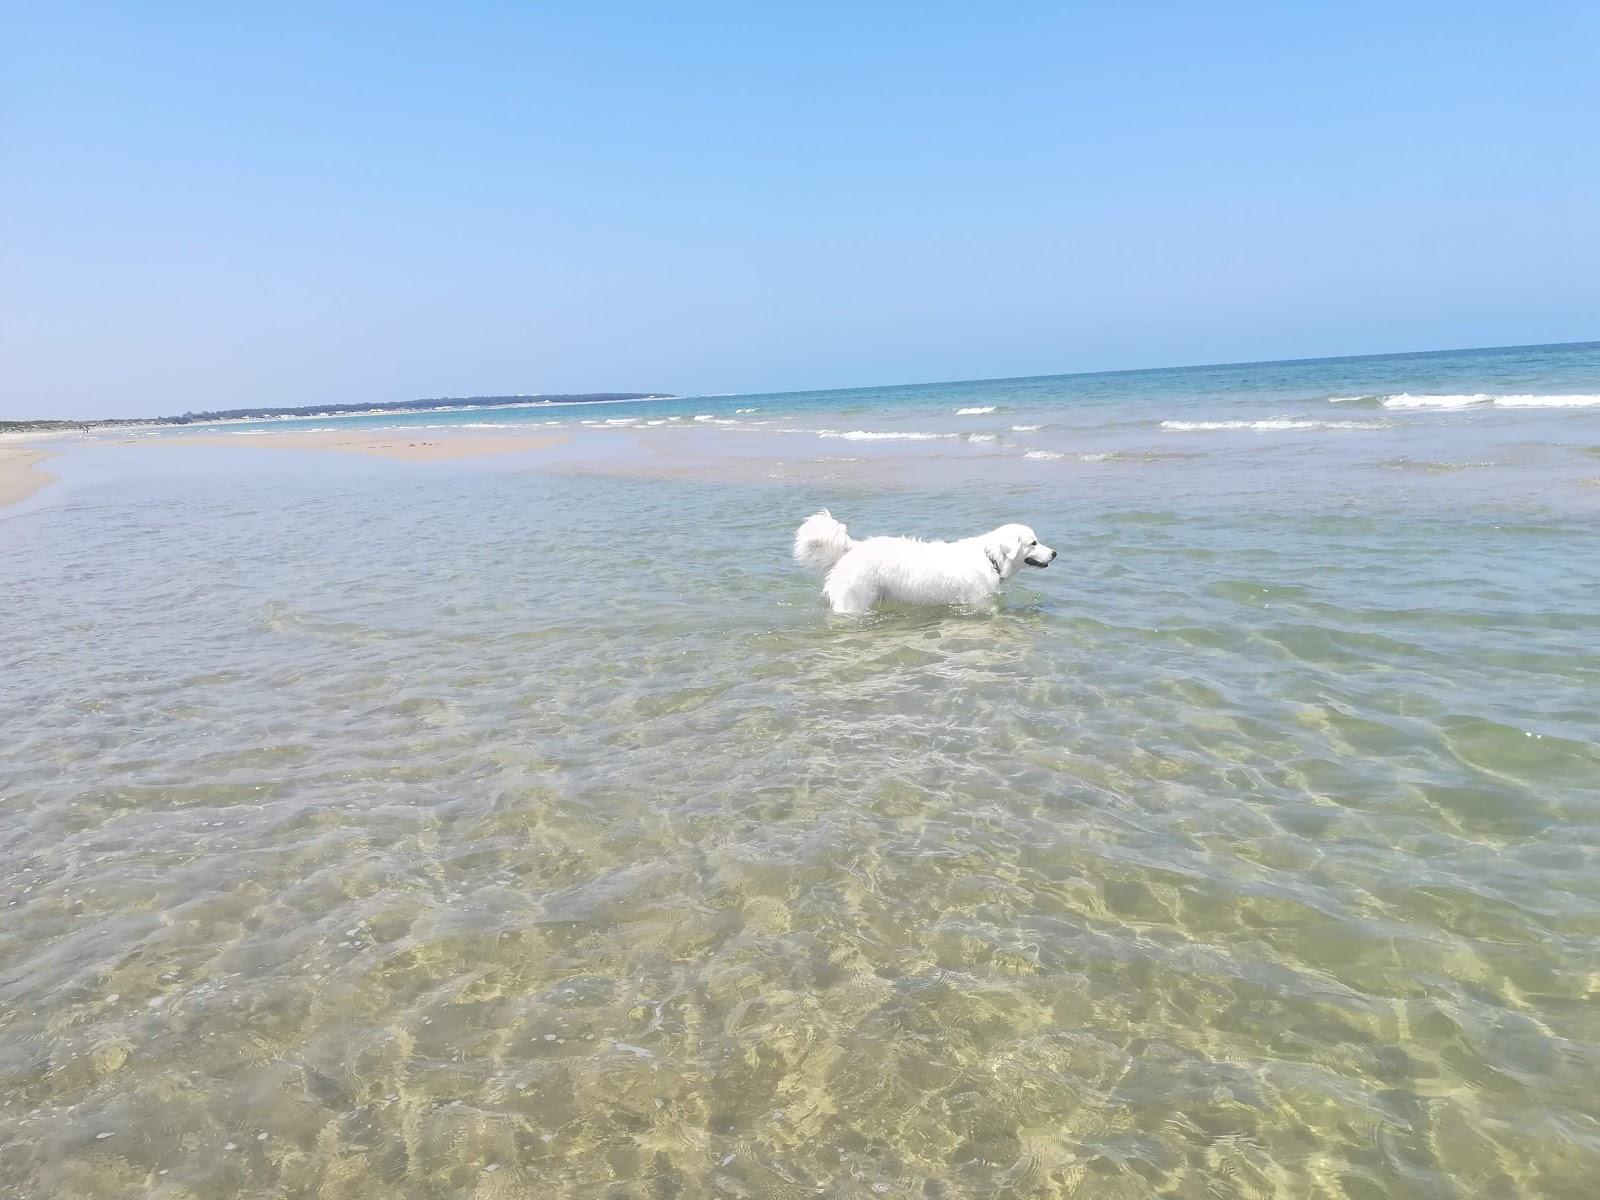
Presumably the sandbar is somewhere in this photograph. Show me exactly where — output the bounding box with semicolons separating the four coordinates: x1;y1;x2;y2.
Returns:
152;430;569;461
0;448;57;508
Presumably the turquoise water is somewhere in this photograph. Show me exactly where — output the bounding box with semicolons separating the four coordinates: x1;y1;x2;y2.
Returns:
166;339;1600;440
4;343;1600;1198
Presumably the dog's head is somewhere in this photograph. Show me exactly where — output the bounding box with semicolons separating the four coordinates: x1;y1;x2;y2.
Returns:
984;524;1056;579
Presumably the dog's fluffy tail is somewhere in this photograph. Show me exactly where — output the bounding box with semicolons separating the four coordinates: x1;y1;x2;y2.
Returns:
793;509;855;574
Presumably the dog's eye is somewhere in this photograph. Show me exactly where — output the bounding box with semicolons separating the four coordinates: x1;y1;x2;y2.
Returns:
1029;539;1038;546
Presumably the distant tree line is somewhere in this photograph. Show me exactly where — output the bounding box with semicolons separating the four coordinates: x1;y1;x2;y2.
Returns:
166;393;666;421
0;393;670;434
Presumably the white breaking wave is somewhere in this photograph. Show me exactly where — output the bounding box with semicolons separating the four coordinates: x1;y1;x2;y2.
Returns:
1023;449;1066;460
818;430;957;441
1010;424;1041;432
967;433;998;443
1161;418;1386;432
1380;394;1488;409
1379;393;1600;409
1495;394;1600;407
955;406;996;415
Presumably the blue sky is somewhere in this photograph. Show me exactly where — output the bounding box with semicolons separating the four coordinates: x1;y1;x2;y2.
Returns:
4;3;1597;418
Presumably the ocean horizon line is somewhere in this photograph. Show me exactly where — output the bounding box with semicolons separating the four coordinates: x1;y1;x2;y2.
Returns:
6;337;1598;430
718;337;1600;405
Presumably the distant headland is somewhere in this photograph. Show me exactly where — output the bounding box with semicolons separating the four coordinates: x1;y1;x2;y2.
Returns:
0;393;674;435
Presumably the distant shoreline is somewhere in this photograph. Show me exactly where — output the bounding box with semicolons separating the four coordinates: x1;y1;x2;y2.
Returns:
0;392;675;436
8;339;1600;434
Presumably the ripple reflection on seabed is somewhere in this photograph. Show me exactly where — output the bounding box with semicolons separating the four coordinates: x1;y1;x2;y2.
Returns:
2;437;1600;1198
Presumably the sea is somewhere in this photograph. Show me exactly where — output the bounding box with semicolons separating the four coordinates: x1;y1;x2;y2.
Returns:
3;341;1599;1198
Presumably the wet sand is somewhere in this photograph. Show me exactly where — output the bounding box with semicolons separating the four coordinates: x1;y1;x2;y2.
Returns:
0;448;57;508
152;430;569;461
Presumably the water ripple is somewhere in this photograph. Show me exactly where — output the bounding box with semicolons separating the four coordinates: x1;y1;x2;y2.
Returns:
3;465;1598;1197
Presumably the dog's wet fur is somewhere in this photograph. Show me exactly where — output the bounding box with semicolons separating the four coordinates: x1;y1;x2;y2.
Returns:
793;510;1056;614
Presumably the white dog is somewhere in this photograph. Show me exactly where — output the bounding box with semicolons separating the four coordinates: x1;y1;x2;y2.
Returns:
793;510;1056;614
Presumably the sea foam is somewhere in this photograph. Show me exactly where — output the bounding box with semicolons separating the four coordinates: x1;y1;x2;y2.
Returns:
1335;393;1600;409
819;430;958;441
1161;418;1386;432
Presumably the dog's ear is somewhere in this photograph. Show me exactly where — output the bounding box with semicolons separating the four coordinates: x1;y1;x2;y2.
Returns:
986;530;1026;579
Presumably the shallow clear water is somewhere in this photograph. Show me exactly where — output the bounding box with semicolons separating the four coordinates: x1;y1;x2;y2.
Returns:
5;345;1600;1198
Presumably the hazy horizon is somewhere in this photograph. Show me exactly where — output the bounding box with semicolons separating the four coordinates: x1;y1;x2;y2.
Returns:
6;336;1596;426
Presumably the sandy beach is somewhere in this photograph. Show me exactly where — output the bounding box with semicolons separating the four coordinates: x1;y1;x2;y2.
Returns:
0;447;57;508
152;430;570;461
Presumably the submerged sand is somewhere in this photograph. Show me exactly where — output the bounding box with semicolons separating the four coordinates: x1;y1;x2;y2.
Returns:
0;448;57;508
153;430;569;461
